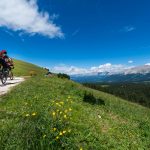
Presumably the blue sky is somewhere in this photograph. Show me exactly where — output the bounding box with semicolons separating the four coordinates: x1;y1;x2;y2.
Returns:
0;0;150;74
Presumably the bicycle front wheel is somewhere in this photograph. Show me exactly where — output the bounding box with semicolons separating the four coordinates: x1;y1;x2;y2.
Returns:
1;73;7;84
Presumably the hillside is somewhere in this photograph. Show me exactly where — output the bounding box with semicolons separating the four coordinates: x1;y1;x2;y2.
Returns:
84;83;150;108
13;59;46;76
1;74;150;149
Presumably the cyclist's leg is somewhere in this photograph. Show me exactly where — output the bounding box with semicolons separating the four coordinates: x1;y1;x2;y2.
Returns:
0;58;8;69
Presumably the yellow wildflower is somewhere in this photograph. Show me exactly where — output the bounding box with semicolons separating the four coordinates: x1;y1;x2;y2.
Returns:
60;111;62;114
63;130;66;134
98;115;101;119
25;114;30;117
32;112;37;116
59;132;63;136
56;103;61;107
64;115;67;119
43;134;46;138
53;128;57;131
80;148;83;150
52;112;56;116
64;110;68;113
60;101;64;105
56;136;59;140
69;108;72;111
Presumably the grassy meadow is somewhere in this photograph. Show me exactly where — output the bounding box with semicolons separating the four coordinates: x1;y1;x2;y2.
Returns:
13;59;46;76
0;75;150;149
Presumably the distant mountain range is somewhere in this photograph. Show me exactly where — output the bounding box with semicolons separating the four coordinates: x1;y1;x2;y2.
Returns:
124;65;150;74
71;65;150;83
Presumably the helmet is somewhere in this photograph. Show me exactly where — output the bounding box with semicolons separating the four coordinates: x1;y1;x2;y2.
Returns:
1;50;7;54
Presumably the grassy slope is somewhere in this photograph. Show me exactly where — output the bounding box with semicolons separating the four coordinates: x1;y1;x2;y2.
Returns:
0;76;150;149
13;59;46;76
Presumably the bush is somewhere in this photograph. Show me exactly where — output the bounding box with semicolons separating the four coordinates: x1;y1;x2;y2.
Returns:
45;71;54;77
83;92;105;105
57;73;70;80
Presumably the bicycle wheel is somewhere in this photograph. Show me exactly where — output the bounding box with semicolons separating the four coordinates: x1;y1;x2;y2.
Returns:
1;73;7;84
9;71;14;80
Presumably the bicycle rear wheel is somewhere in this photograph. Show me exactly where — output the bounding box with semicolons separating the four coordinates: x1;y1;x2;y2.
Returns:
9;71;14;80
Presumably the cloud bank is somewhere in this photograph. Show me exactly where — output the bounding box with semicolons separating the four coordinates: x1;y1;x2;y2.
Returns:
52;64;89;75
51;63;132;75
0;0;63;38
145;63;150;66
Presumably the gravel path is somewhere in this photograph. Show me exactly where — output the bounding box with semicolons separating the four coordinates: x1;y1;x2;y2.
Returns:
0;77;25;96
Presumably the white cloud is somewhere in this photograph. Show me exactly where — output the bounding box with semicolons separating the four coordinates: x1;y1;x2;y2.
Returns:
90;63;128;74
52;64;89;75
51;63;131;75
121;26;136;32
0;0;64;38
128;60;133;64
145;63;150;66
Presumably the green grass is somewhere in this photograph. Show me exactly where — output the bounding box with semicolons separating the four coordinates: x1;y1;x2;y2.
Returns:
13;59;46;76
0;75;150;149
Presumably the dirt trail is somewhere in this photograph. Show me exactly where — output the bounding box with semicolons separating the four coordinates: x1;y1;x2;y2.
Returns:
0;77;24;96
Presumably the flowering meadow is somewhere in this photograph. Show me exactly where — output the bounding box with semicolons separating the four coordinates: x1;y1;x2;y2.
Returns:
1;76;150;149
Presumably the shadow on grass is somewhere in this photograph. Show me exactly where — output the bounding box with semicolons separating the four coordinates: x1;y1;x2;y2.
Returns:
83;92;105;105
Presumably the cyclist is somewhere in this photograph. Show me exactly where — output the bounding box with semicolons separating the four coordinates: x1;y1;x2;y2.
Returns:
0;51;8;70
0;50;14;70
